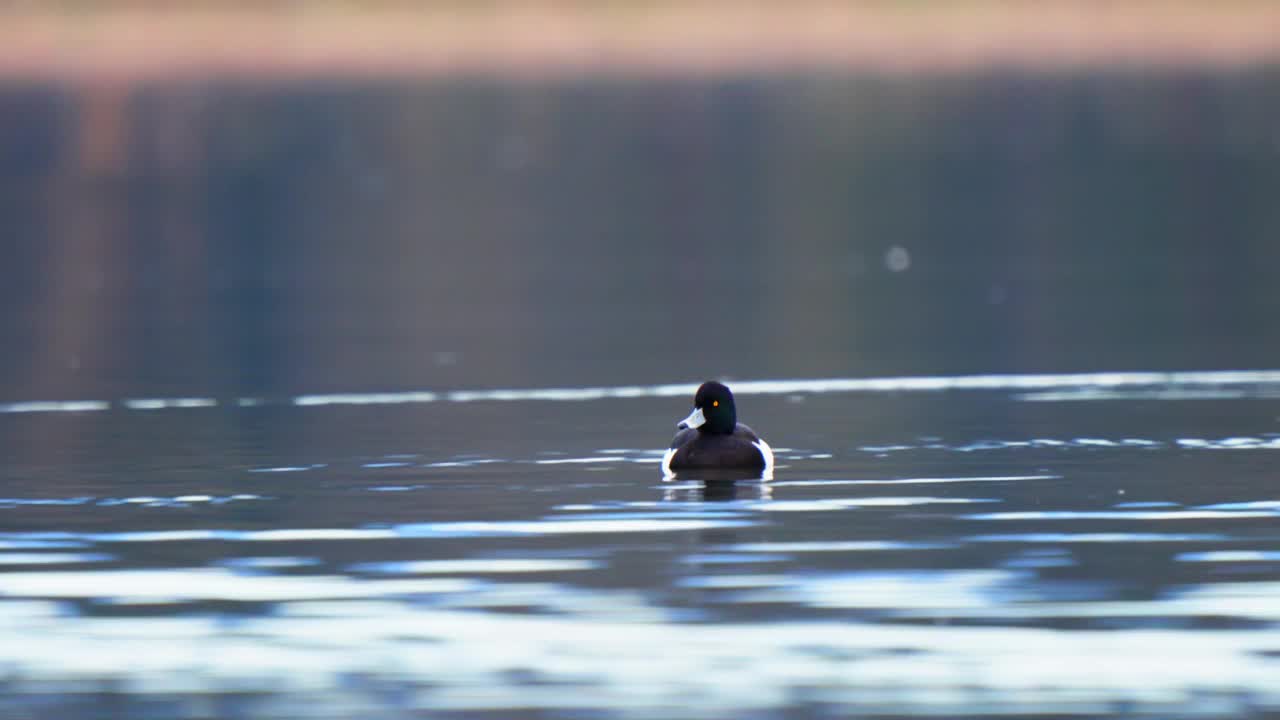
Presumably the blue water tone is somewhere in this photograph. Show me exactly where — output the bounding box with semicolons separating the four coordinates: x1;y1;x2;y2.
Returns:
0;379;1278;718
5;67;1280;719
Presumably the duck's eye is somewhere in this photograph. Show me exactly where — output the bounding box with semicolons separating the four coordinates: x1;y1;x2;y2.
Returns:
713;400;719;407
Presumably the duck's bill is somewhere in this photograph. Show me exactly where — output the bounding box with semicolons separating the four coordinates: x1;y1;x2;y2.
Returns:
677;407;705;430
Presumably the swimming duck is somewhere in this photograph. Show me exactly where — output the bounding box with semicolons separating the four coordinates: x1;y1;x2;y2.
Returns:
662;381;773;475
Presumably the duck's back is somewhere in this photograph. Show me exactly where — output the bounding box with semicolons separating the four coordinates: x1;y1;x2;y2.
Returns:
667;423;767;470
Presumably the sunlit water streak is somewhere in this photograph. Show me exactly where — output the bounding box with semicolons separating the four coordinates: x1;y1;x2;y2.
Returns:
1018;388;1280;402
352;559;602;575
0;494;265;510
769;474;1058;487
0;568;479;602
968;510;1280;521
246;454;1059;476
968;532;1230;543
1178;551;1280;563
5;368;1280;413
0;600;1275;718
122;397;219;410
722;540;954;553
0;515;759;546
0;552;113;565
861;436;1280;453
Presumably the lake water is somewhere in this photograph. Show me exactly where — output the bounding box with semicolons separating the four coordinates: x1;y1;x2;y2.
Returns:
2;69;1280;718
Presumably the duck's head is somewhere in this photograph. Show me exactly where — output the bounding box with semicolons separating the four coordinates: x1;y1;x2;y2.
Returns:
677;381;738;435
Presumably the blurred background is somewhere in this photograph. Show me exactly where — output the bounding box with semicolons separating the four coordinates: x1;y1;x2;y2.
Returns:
4;4;1280;719
3;0;1279;403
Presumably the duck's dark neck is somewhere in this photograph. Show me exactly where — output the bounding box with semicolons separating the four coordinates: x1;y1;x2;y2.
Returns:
700;413;737;435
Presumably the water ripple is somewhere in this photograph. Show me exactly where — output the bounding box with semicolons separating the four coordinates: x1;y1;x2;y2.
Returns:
1177;551;1280;563
352;559;601;575
1198;500;1280;511
1;495;264;510
0;568;478;602
724;541;953;553
0;515;755;547
769;475;1056;487
0;604;1274;716
968;510;1279;521
754;497;999;513
862;436;1280;453
0;552;113;566
969;532;1228;543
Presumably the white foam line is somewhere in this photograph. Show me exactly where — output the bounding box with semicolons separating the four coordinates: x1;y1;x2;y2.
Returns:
6;369;1280;413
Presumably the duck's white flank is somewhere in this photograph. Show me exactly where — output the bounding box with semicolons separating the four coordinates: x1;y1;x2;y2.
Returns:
753;438;775;476
661;447;678;477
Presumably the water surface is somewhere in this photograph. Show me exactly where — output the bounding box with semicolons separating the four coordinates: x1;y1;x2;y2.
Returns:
2;374;1279;718
3;68;1280;718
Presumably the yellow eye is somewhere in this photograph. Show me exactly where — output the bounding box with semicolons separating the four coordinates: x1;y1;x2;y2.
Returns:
712;400;719;407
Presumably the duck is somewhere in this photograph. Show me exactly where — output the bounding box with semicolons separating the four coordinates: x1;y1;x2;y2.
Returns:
662;381;773;476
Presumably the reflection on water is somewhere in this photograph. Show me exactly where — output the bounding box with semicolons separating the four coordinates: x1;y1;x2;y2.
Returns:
5;72;1280;402
662;479;773;503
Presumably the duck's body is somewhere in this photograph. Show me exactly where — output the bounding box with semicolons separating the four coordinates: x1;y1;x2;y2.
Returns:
662;381;773;476
664;422;770;471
